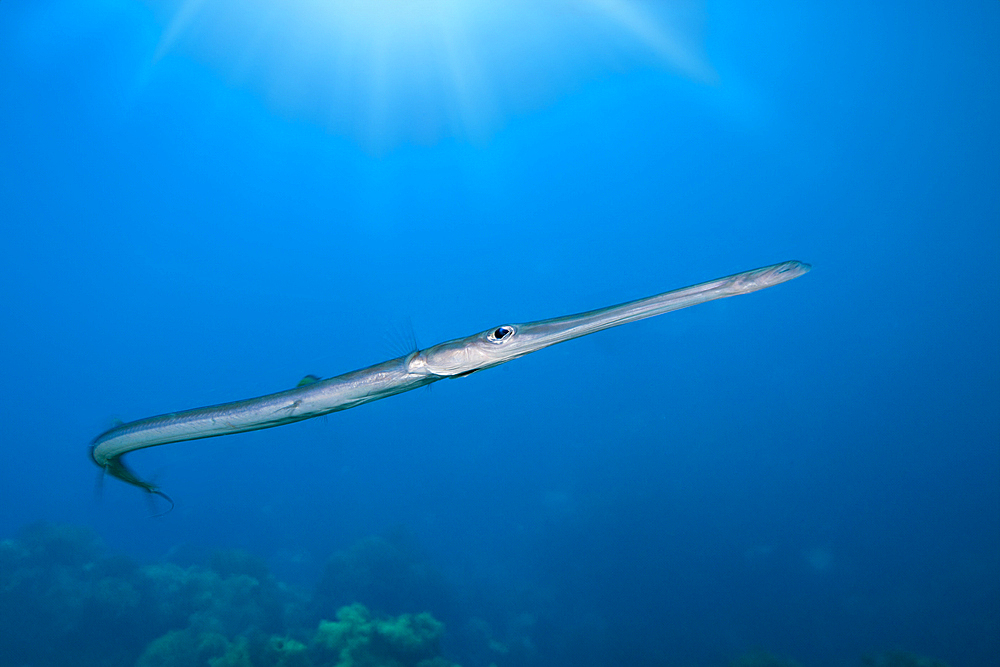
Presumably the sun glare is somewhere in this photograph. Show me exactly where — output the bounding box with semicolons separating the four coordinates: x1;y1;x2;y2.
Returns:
148;0;715;149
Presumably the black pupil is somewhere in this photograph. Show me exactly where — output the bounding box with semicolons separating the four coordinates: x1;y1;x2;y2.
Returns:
494;327;511;340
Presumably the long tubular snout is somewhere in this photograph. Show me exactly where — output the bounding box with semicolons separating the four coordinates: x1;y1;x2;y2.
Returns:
515;260;810;348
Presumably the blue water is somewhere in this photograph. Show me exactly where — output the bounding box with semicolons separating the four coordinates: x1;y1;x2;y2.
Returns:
1;2;997;666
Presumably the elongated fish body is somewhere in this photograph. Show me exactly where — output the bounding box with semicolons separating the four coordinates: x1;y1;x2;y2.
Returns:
92;260;810;500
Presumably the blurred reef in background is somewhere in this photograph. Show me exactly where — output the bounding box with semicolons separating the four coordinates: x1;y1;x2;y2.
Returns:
0;522;955;667
0;522;455;667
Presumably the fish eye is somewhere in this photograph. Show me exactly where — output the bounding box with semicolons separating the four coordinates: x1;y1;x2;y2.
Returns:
488;325;514;343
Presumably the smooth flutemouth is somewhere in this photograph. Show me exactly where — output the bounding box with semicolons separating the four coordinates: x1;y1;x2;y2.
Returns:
91;260;810;502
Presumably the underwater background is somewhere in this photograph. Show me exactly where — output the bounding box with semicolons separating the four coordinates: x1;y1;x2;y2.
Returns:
1;2;997;666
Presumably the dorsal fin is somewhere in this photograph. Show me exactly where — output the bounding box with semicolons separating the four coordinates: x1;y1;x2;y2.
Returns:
297;374;322;387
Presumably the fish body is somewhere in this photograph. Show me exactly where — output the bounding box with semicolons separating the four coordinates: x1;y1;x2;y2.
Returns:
91;260;811;499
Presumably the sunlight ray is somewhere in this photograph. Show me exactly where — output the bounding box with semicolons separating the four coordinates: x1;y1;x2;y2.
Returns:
143;0;715;148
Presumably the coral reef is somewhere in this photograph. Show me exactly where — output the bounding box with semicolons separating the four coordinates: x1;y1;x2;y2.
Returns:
0;522;154;666
313;602;454;667
134;628;230;667
0;521;961;667
133;603;457;667
0;523;459;667
312;529;450;620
